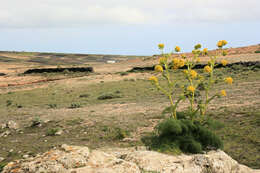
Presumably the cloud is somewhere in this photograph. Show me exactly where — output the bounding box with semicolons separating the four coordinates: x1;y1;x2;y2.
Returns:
0;0;259;28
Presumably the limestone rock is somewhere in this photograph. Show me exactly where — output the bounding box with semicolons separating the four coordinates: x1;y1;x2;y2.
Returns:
0;130;11;137
2;145;259;173
7;121;19;130
55;129;63;136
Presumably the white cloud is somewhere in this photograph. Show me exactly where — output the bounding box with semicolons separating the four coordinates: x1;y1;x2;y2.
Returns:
0;0;259;28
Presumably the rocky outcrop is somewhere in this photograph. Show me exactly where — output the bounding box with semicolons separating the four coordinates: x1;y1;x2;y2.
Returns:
2;145;260;173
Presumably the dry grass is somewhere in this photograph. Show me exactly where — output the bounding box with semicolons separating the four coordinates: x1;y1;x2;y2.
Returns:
0;47;260;169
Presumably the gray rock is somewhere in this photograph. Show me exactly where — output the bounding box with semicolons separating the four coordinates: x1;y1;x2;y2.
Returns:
0;130;11;137
22;155;30;159
7;121;19;130
2;145;260;173
55;129;63;136
1;123;7;129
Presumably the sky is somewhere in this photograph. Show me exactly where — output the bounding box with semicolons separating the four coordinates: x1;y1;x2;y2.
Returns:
0;0;260;55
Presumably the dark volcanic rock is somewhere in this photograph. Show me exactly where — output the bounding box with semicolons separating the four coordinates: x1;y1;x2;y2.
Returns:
23;67;94;74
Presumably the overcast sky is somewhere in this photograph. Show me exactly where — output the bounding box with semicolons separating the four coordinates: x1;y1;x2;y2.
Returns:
1;0;260;55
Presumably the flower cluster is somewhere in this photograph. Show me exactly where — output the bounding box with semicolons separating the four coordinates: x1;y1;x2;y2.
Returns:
217;40;228;48
172;58;185;69
149;40;233;120
158;43;165;50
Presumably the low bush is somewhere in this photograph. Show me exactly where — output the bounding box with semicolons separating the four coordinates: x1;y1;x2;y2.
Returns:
142;112;223;154
146;41;230;154
69;103;81;109
48;103;57;109
31;116;42;127
97;93;121;100
46;128;60;136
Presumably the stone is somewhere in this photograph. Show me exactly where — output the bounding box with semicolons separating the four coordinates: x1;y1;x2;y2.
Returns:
55;129;63;136
0;130;11;137
1;123;7;129
7;121;19;130
2;145;260;173
22;155;29;159
0;157;4;162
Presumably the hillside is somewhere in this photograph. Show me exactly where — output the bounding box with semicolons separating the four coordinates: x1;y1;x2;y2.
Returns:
0;44;260;171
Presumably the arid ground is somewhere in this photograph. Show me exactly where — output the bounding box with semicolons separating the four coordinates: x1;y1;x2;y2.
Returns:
0;44;260;170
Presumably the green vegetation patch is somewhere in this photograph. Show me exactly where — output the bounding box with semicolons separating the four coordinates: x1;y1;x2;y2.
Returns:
213;108;260;169
143;112;223;154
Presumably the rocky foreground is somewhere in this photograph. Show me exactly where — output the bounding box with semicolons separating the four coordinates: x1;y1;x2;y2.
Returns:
2;144;260;173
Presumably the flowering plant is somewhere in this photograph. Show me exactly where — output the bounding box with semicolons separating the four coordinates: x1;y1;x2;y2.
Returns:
149;41;233;121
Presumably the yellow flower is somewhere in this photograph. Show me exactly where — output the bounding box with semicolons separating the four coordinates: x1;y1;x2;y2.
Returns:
204;65;212;73
183;70;189;75
154;65;163;72
149;76;158;83
179;59;185;67
175;46;181;52
158;43;164;50
217;40;223;48
220;90;227;97
203;48;208;55
196;58;201;63
217;40;228;48
187;86;195;93
172;65;179;69
221;60;228;66
159;57;166;64
225;77;233;85
173;58;179;65
222;40;228;46
194;44;202;50
190;70;197;78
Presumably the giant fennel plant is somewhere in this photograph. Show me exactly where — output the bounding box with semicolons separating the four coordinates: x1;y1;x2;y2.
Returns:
145;40;233;154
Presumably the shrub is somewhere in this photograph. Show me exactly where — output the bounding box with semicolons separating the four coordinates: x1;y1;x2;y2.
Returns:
79;94;90;98
97;93;121;100
31;116;42;127
48;103;57;109
6;100;13;107
119;72;129;76
113;128;129;140
69;103;81;109
255;50;260;53
143;115;223;154
145;41;231;154
46;128;59;136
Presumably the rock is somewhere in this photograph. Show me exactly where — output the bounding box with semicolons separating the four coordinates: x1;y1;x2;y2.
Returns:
124;150;258;173
0;157;4;162
122;137;138;142
107;60;116;64
0;130;11;137
55;129;63;136
1;123;7;129
22;155;29;159
2;145;259;173
43;119;50;123
7;121;19;130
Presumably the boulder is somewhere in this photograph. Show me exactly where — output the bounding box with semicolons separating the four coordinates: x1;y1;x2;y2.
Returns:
7;121;19;130
2;144;260;173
